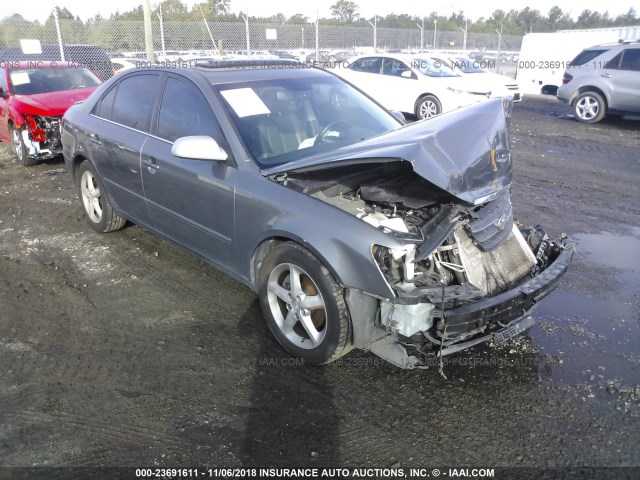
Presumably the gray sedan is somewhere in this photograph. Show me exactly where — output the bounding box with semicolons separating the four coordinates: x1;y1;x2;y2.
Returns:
62;64;571;368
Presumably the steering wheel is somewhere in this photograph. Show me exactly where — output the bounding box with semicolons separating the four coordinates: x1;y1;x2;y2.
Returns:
314;120;349;146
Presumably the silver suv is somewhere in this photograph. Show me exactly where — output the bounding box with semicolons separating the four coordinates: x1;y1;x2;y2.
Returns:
557;41;640;123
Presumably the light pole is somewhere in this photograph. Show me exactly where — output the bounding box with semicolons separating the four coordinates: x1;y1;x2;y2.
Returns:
416;18;424;51
143;0;154;62
368;16;377;53
459;17;468;51
301;27;304;50
496;25;503;73
242;13;250;55
433;19;438;50
157;5;166;58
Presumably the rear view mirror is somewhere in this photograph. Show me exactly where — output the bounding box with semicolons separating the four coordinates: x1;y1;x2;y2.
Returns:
171;136;228;161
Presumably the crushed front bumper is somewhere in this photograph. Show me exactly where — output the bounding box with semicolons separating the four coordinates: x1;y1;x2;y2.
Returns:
442;247;573;336
392;246;573;339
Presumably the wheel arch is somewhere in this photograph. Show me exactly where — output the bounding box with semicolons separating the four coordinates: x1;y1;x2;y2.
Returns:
250;234;345;293
570;86;609;109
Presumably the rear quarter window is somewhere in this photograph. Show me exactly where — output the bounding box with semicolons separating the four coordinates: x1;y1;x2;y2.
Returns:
570;49;608;67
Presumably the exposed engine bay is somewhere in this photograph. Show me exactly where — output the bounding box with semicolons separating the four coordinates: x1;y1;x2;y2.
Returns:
276;160;570;364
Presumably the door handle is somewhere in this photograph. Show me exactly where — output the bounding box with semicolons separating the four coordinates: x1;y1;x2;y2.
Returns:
143;157;160;172
89;133;102;145
600;73;611;78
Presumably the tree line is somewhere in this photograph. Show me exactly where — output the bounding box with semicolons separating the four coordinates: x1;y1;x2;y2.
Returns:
0;0;637;52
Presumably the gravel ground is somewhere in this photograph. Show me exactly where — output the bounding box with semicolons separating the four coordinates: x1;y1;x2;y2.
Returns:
0;96;639;476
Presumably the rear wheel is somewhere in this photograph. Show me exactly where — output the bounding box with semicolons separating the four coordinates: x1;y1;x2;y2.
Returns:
11;125;38;167
77;161;126;233
258;243;351;364
415;95;441;120
573;91;606;123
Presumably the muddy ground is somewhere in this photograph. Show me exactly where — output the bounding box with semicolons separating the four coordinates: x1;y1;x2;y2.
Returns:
0;96;639;476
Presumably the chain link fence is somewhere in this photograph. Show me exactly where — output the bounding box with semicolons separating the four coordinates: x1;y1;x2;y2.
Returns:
0;16;522;75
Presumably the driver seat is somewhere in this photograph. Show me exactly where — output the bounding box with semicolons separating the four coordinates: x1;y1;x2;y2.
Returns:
256;90;314;158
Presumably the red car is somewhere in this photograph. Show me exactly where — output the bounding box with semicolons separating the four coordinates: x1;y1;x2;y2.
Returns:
0;61;101;166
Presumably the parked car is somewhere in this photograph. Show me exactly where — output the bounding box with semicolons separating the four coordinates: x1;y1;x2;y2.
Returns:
0;44;113;81
557;41;640;123
306;51;335;66
433;56;522;101
61;64;571;368
110;58;138;75
0;61;101;166
335;54;491;119
270;50;299;60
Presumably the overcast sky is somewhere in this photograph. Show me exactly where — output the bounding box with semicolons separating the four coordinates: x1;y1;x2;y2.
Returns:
0;0;636;23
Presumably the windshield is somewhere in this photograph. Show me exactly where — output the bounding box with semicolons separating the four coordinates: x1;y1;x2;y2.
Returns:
410;58;459;77
215;75;400;168
10;67;101;95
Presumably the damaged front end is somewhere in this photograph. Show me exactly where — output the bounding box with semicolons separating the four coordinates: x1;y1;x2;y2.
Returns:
268;99;572;368
18;114;63;160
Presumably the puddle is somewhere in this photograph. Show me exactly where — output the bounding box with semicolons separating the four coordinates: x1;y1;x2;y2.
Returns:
573;231;640;291
529;231;640;391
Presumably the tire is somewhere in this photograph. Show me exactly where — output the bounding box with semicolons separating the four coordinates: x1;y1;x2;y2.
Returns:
77;161;126;233
573;91;606;124
415;95;441;120
11;124;38;167
258;242;351;364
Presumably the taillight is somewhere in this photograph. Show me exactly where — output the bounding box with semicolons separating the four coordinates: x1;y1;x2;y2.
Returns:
562;73;573;85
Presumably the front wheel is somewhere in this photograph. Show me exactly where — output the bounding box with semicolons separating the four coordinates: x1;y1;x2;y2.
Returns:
77;161;126;233
573;91;606;123
415;95;441;120
258;243;351;364
11;125;38;166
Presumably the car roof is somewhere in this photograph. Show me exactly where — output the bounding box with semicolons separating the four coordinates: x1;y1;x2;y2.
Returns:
6;60;81;69
130;62;329;85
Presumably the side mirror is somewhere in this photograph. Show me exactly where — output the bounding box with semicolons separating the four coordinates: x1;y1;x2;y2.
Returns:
171;136;228;161
0;86;6;98
390;111;406;124
400;70;413;79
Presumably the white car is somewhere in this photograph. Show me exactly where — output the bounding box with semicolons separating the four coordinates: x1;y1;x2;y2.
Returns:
334;54;491;119
435;56;522;101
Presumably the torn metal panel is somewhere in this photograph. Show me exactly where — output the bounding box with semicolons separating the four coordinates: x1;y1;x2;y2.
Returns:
263;98;513;204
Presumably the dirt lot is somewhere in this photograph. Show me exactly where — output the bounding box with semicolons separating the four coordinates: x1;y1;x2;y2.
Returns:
1;96;639;475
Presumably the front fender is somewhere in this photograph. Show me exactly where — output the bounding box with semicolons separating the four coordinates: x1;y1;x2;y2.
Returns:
235;170;403;299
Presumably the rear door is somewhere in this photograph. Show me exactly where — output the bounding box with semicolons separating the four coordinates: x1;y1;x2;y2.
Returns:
91;72;161;226
611;48;640;112
140;74;237;270
343;57;385;104
378;58;419;112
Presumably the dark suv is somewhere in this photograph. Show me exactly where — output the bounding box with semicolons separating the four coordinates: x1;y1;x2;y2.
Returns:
557;41;640;123
0;44;113;81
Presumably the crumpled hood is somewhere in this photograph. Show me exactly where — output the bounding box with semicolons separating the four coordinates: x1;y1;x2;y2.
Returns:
263;97;513;204
12;88;97;117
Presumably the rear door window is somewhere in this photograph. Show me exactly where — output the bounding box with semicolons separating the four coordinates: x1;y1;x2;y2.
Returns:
349;57;382;74
111;74;159;132
620;49;640;71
